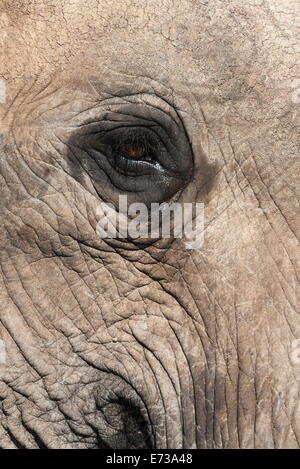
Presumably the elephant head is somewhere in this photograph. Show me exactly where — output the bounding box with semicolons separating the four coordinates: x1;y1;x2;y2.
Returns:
0;0;299;449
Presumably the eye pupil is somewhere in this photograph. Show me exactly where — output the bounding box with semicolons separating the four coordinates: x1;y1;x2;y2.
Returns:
123;144;146;160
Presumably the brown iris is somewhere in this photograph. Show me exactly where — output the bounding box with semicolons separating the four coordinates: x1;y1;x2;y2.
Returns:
122;143;146;160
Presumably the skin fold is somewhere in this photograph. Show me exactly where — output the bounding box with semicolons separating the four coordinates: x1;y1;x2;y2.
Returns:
0;0;299;449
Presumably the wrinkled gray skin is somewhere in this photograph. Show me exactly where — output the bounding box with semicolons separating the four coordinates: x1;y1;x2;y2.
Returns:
0;0;299;449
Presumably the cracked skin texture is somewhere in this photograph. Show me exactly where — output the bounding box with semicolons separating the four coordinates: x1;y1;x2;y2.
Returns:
0;0;299;449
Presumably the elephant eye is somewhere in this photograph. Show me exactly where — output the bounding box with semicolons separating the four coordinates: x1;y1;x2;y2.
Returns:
102;128;163;176
120;142;146;160
66;95;194;204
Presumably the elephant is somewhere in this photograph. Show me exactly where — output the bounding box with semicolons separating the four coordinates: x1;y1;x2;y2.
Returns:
0;0;299;449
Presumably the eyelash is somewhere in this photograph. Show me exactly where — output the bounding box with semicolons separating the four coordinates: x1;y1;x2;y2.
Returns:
112;129;158;154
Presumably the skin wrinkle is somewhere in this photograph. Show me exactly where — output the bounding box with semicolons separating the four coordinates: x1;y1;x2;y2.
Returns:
130;337;180;448
0;0;299;449
221;141;299;313
218;160;298;294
